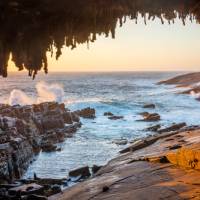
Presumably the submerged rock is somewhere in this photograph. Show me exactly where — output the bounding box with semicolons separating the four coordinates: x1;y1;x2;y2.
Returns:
143;104;156;109
104;112;114;116
112;139;128;145
108;115;124;120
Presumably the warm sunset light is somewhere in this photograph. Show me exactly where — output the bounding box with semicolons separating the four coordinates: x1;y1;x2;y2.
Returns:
1;1;200;199
9;18;200;73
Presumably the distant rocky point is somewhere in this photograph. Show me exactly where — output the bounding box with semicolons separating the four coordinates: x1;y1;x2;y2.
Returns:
158;72;200;86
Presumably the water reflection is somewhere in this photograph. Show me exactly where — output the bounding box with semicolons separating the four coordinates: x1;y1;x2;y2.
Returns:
0;0;200;77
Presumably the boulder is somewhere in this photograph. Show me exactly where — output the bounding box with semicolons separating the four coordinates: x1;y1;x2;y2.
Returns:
76;108;95;119
69;166;91;178
104;112;114;116
142;113;160;121
92;165;102;174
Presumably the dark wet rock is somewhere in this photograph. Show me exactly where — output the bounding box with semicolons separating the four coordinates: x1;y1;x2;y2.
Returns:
92;165;102;174
41;142;57;152
26;194;48;200
69;166;91;179
104;112;114;116
56;147;62;152
159;156;170;163
158;123;186;133
112;139;128;145
108;116;124;120
142;113;160;121
35;178;66;186
146;124;161;132
165;138;174;142
169;144;182;150
143;104;156;109
0;188;7;196
75;108;96;119
51;185;61;195
102;186;109;192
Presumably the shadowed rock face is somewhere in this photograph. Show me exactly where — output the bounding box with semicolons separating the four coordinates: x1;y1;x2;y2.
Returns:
0;0;200;78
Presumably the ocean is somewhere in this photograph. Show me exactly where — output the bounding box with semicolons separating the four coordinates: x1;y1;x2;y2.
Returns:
0;72;199;179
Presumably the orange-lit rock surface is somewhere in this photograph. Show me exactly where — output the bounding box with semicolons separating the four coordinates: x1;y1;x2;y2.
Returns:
49;127;200;200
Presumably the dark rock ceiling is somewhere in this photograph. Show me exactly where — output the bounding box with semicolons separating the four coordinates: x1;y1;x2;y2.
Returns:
0;0;200;78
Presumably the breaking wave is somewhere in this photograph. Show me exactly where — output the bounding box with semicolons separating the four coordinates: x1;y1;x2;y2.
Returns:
8;82;64;106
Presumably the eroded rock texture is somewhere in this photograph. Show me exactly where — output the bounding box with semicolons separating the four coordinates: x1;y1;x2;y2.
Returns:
0;0;200;77
0;102;81;183
49;126;200;200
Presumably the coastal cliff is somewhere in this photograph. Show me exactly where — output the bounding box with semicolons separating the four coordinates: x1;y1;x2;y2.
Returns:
0;102;81;183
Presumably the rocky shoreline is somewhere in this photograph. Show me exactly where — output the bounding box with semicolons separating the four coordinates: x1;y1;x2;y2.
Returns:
0;102;98;199
48;73;200;200
1;99;200;199
50;124;200;200
1;72;200;199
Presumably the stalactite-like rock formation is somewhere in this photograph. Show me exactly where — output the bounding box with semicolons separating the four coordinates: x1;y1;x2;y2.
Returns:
0;0;200;78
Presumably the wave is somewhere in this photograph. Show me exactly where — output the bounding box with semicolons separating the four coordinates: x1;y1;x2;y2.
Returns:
8;82;64;106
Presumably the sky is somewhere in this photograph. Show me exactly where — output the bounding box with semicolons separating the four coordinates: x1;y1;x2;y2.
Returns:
9;16;200;72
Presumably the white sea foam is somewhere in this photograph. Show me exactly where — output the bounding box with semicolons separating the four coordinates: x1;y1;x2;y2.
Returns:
36;82;64;103
8;89;35;106
8;82;64;106
190;90;200;99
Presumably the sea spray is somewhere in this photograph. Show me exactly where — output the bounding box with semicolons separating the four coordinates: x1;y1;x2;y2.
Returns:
36;82;64;103
8;82;65;105
190;91;200;99
8;89;35;106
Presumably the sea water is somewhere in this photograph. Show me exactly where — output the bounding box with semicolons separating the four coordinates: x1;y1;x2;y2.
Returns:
0;72;199;179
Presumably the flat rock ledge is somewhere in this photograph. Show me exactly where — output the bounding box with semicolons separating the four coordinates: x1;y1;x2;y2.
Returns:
0;102;82;183
50;126;200;200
